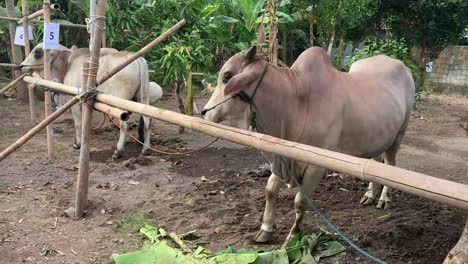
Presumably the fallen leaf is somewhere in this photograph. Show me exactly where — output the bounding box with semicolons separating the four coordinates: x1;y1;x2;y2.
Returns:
128;180;140;185
98;220;113;227
213;227;221;234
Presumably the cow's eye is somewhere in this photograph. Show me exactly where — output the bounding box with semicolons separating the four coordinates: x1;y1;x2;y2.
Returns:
222;72;232;84
34;48;43;60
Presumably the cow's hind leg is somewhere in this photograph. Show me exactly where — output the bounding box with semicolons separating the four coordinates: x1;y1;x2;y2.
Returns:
138;115;152;156
113;120;128;159
284;166;324;246
71;102;82;149
360;155;384;206
255;173;284;243
376;135;403;209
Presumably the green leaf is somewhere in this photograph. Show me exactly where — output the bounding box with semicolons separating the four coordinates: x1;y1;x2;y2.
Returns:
114;241;198;264
255;250;289;264
204;252;258;264
140;225;159;243
220;16;240;23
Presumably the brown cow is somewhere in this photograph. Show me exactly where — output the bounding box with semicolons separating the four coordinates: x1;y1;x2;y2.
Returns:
202;46;415;243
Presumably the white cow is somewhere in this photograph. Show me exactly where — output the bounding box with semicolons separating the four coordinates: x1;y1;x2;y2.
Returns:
202;46;415;243
22;43;163;158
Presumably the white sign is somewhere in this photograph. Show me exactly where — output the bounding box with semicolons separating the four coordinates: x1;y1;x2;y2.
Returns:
43;22;60;50
14;25;33;46
426;61;433;73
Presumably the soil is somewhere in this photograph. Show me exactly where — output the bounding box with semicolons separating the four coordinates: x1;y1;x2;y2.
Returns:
0;89;467;264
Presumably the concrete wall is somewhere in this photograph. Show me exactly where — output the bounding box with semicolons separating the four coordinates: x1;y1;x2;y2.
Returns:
426;46;468;94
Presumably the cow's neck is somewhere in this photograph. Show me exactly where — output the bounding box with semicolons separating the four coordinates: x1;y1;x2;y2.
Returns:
51;51;72;83
250;65;296;138
250;63;333;142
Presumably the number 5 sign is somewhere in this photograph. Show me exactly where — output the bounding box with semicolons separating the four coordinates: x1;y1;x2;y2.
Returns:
43;22;60;49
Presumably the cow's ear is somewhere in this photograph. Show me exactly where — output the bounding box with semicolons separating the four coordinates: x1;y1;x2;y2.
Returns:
224;70;257;96
243;46;257;62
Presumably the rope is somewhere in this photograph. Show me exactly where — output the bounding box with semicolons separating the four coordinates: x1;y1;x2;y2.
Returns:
85;15;106;33
290;174;387;264
249;90;387;263
105;113;218;155
92;111;108;131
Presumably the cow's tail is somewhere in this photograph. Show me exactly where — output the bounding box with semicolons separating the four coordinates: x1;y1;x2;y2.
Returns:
137;57;150;142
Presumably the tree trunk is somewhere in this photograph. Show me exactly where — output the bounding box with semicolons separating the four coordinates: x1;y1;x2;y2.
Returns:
327;30;335;56
5;0;29;103
335;38;345;69
309;20;314;47
268;0;278;66
175;81;186;134
184;64;193;116
281;28;287;65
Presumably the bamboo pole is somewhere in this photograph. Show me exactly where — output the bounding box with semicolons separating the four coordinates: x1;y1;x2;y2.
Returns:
20;0;36;122
74;0;107;219
97;19;186;86
43;0;54;159
20;0;30;56
6;0;29;104
17;3;59;24
0;96;80;162
94;102;129;121
0;16;87;28
0;72;28;95
23;76;468;211
0;63;19;68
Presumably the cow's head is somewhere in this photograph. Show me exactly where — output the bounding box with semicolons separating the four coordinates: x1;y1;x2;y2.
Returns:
202;46;266;129
21;43;71;81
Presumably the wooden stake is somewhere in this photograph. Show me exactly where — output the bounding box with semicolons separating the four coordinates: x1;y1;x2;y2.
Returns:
0;72;27;95
23;75;468;211
0;96;80;162
74;0;107;219
5;0;28;103
43;0;54;159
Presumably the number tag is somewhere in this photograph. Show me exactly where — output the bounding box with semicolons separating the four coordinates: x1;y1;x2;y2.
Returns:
43;22;60;50
14;25;33;46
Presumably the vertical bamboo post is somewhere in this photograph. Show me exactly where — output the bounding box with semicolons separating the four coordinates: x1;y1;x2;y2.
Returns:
21;0;36;120
20;0;30;56
43;0;54;159
74;0;107;218
184;64;193;116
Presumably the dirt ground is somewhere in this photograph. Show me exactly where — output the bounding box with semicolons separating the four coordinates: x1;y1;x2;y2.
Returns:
0;90;467;264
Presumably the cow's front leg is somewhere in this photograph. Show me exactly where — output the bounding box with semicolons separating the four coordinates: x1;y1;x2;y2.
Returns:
255;173;284;243
360;182;380;205
71;103;82;149
284;166;324;247
113;120;127;159
360;155;384;205
141;116;152;156
377;186;391;209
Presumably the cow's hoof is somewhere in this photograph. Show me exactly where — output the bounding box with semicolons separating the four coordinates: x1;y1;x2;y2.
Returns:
360;196;375;206
376;200;390;210
73;143;81;150
254;229;274;243
141;148;150;156
112;150;122;159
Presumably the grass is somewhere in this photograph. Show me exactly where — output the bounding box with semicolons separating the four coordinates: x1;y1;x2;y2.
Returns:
114;212;156;233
